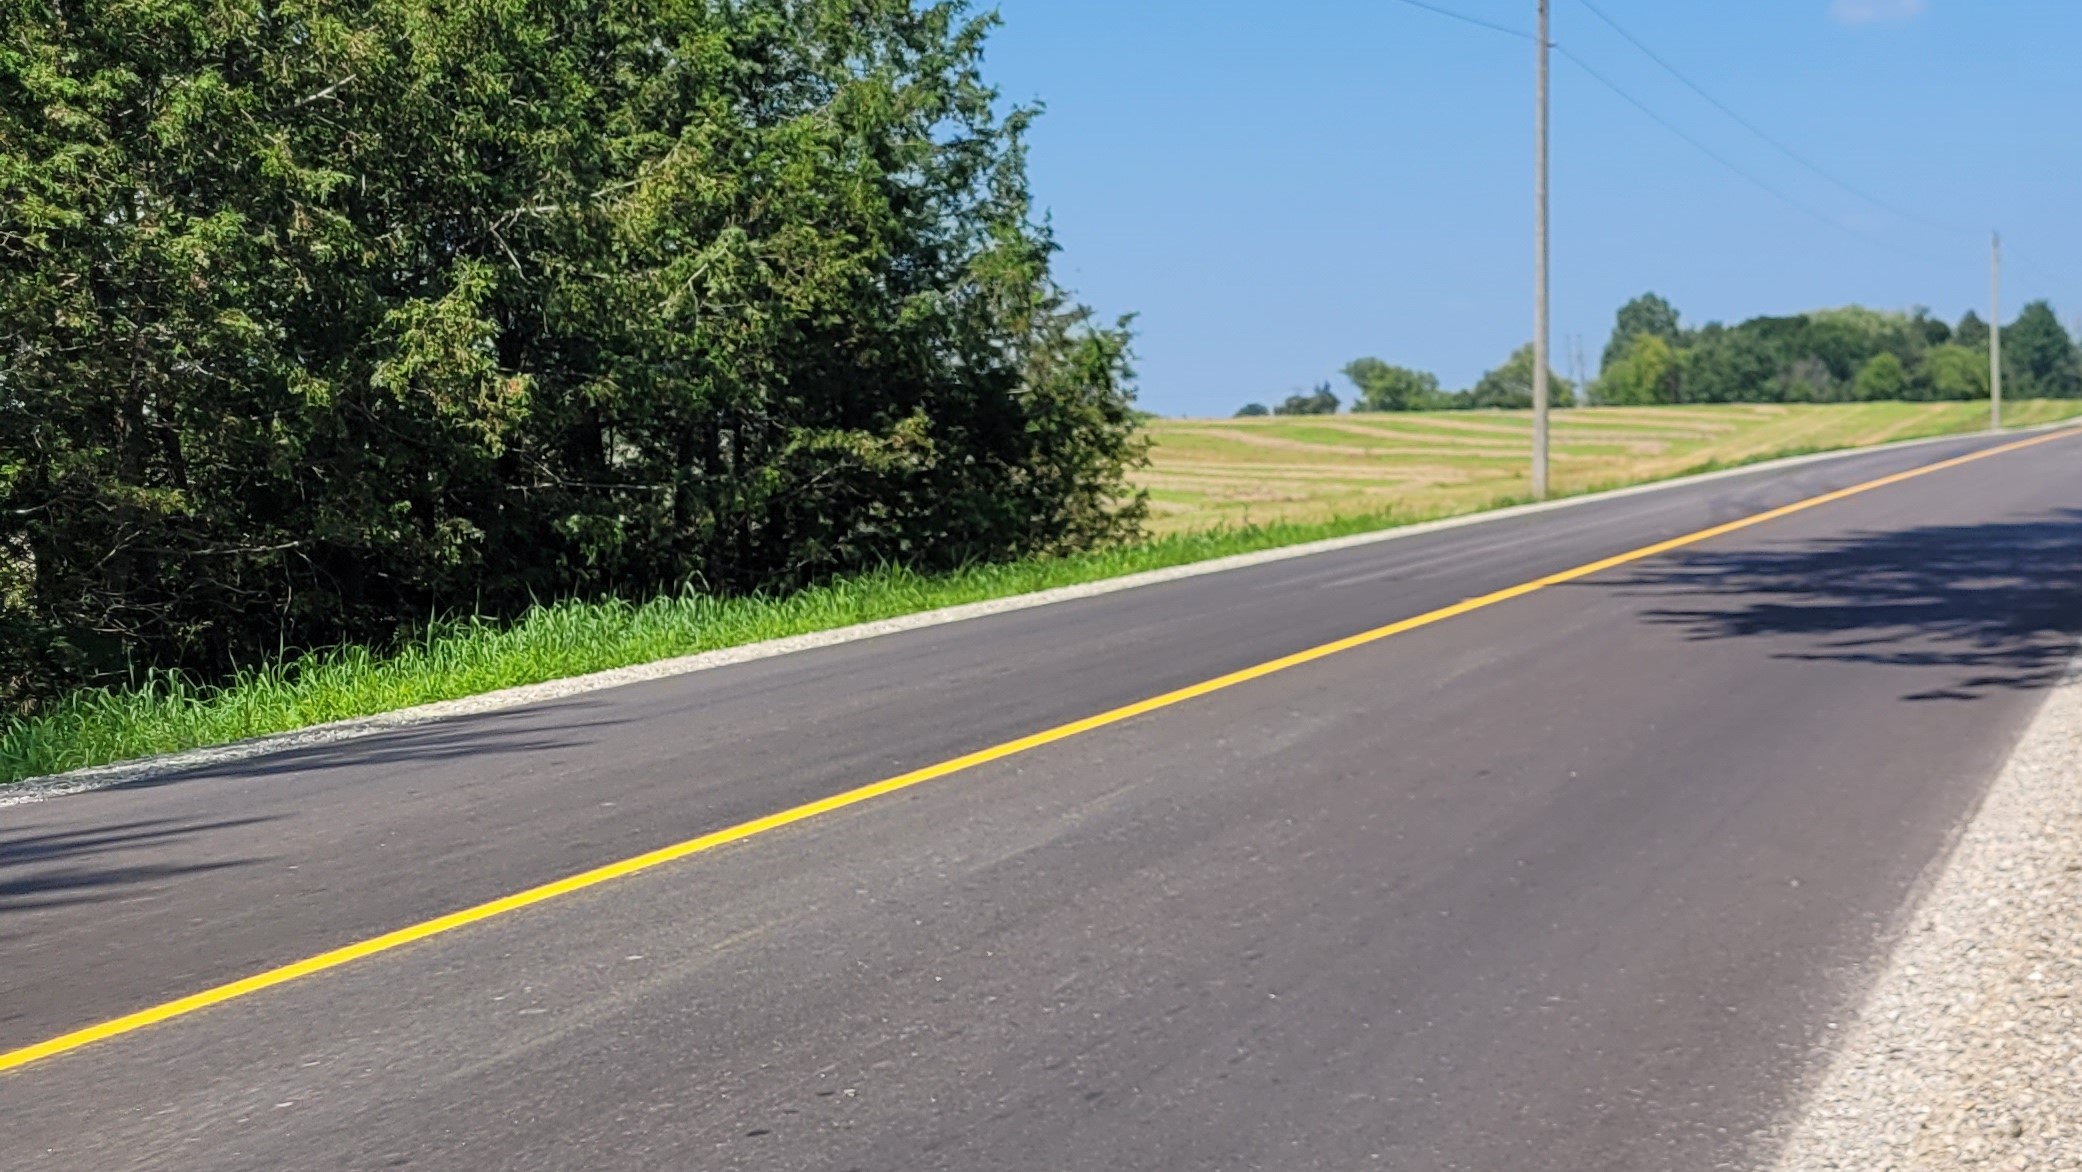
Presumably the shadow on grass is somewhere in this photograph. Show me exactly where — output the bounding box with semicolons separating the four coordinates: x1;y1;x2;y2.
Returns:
1605;508;2082;702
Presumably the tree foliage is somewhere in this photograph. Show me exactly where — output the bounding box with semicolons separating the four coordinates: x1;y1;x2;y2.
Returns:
1589;333;1680;405
2005;301;2082;398
1468;345;1574;410
1600;293;1686;373
1954;311;1991;353
1585;295;2072;407
0;0;1145;710
1853;352;1909;401
1915;344;1986;401
1339;293;2074;418
1274;384;1340;416
1343;358;1444;412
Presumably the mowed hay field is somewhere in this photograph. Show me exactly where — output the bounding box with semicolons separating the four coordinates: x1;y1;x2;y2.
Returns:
1136;400;2082;534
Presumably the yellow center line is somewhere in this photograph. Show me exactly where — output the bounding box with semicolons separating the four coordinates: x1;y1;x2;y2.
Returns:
3;427;2074;1076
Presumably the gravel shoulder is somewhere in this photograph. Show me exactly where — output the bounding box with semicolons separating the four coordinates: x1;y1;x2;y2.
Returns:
1773;651;2082;1171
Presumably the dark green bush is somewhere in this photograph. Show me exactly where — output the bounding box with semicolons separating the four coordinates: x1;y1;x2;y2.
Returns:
0;0;1144;710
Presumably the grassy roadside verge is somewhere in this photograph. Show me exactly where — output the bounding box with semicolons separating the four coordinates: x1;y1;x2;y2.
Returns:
2;412;2073;786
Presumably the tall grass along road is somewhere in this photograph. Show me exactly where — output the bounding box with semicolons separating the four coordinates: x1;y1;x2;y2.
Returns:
6;401;2077;787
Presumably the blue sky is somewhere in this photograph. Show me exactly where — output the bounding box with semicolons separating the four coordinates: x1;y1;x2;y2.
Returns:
981;0;2082;417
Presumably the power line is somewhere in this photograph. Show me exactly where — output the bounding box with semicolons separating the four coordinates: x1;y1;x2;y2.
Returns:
1393;0;1534;41
1389;0;1948;266
1569;0;1975;237
1552;46;1875;245
2004;249;2072;299
1556;45;1948;266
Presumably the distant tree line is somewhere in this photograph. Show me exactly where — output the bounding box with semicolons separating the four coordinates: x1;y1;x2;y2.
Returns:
1588;293;2079;406
1236;292;2080;416
1238;346;1575;417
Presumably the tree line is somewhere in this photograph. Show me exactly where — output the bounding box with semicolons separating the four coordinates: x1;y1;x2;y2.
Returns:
1238;293;2080;416
0;0;1145;713
1238;343;1575;417
1589;294;2079;406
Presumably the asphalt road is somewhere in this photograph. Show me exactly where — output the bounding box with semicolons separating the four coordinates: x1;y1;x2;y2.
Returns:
5;429;2081;1170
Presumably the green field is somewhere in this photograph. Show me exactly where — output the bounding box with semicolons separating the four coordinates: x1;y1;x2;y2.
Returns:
1137;401;2082;533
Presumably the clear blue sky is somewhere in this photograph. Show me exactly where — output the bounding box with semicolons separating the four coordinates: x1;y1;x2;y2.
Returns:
981;0;2081;417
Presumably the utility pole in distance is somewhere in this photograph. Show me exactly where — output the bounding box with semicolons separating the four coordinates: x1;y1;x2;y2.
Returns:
1990;231;2002;431
1531;0;1551;498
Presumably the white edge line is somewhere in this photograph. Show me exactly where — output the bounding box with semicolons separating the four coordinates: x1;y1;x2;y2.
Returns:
4;421;2070;805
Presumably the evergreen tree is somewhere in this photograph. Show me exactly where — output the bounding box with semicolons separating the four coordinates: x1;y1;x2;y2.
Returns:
2004;301;2082;397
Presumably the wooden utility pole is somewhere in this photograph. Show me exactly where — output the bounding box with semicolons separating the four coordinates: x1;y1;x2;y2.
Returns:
1532;0;1551;497
1990;231;2002;431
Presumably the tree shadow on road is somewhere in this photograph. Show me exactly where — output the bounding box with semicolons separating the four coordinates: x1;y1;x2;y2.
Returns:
0;704;639;927
111;701;633;791
1604;509;2082;702
0;816;276;920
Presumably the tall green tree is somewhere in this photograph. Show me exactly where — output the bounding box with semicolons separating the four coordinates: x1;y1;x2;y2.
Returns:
0;0;1145;709
2004;301;2082;397
1955;310;1991;353
1469;345;1574;409
1600;293;1684;372
1343;358;1443;412
1590;333;1681;405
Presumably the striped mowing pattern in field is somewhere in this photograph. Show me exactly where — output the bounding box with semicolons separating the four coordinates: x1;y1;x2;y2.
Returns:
1136;401;2082;534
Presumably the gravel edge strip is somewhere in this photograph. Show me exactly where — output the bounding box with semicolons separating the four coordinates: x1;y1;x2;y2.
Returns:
1771;650;2082;1171
3;426;2063;806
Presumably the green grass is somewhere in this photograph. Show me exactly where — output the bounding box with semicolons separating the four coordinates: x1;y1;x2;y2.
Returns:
6;401;2078;785
0;513;1432;784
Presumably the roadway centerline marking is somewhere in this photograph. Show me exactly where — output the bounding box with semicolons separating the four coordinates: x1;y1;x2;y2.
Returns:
2;427;2073;1076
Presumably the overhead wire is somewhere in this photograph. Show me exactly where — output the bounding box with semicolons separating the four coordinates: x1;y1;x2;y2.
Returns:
1387;0;1957;268
1391;0;1535;41
1550;45;1874;244
1552;45;1944;265
1569;0;1978;238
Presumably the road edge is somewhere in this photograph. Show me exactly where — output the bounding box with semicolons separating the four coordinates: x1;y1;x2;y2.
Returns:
1769;646;2082;1169
4;423;2068;805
